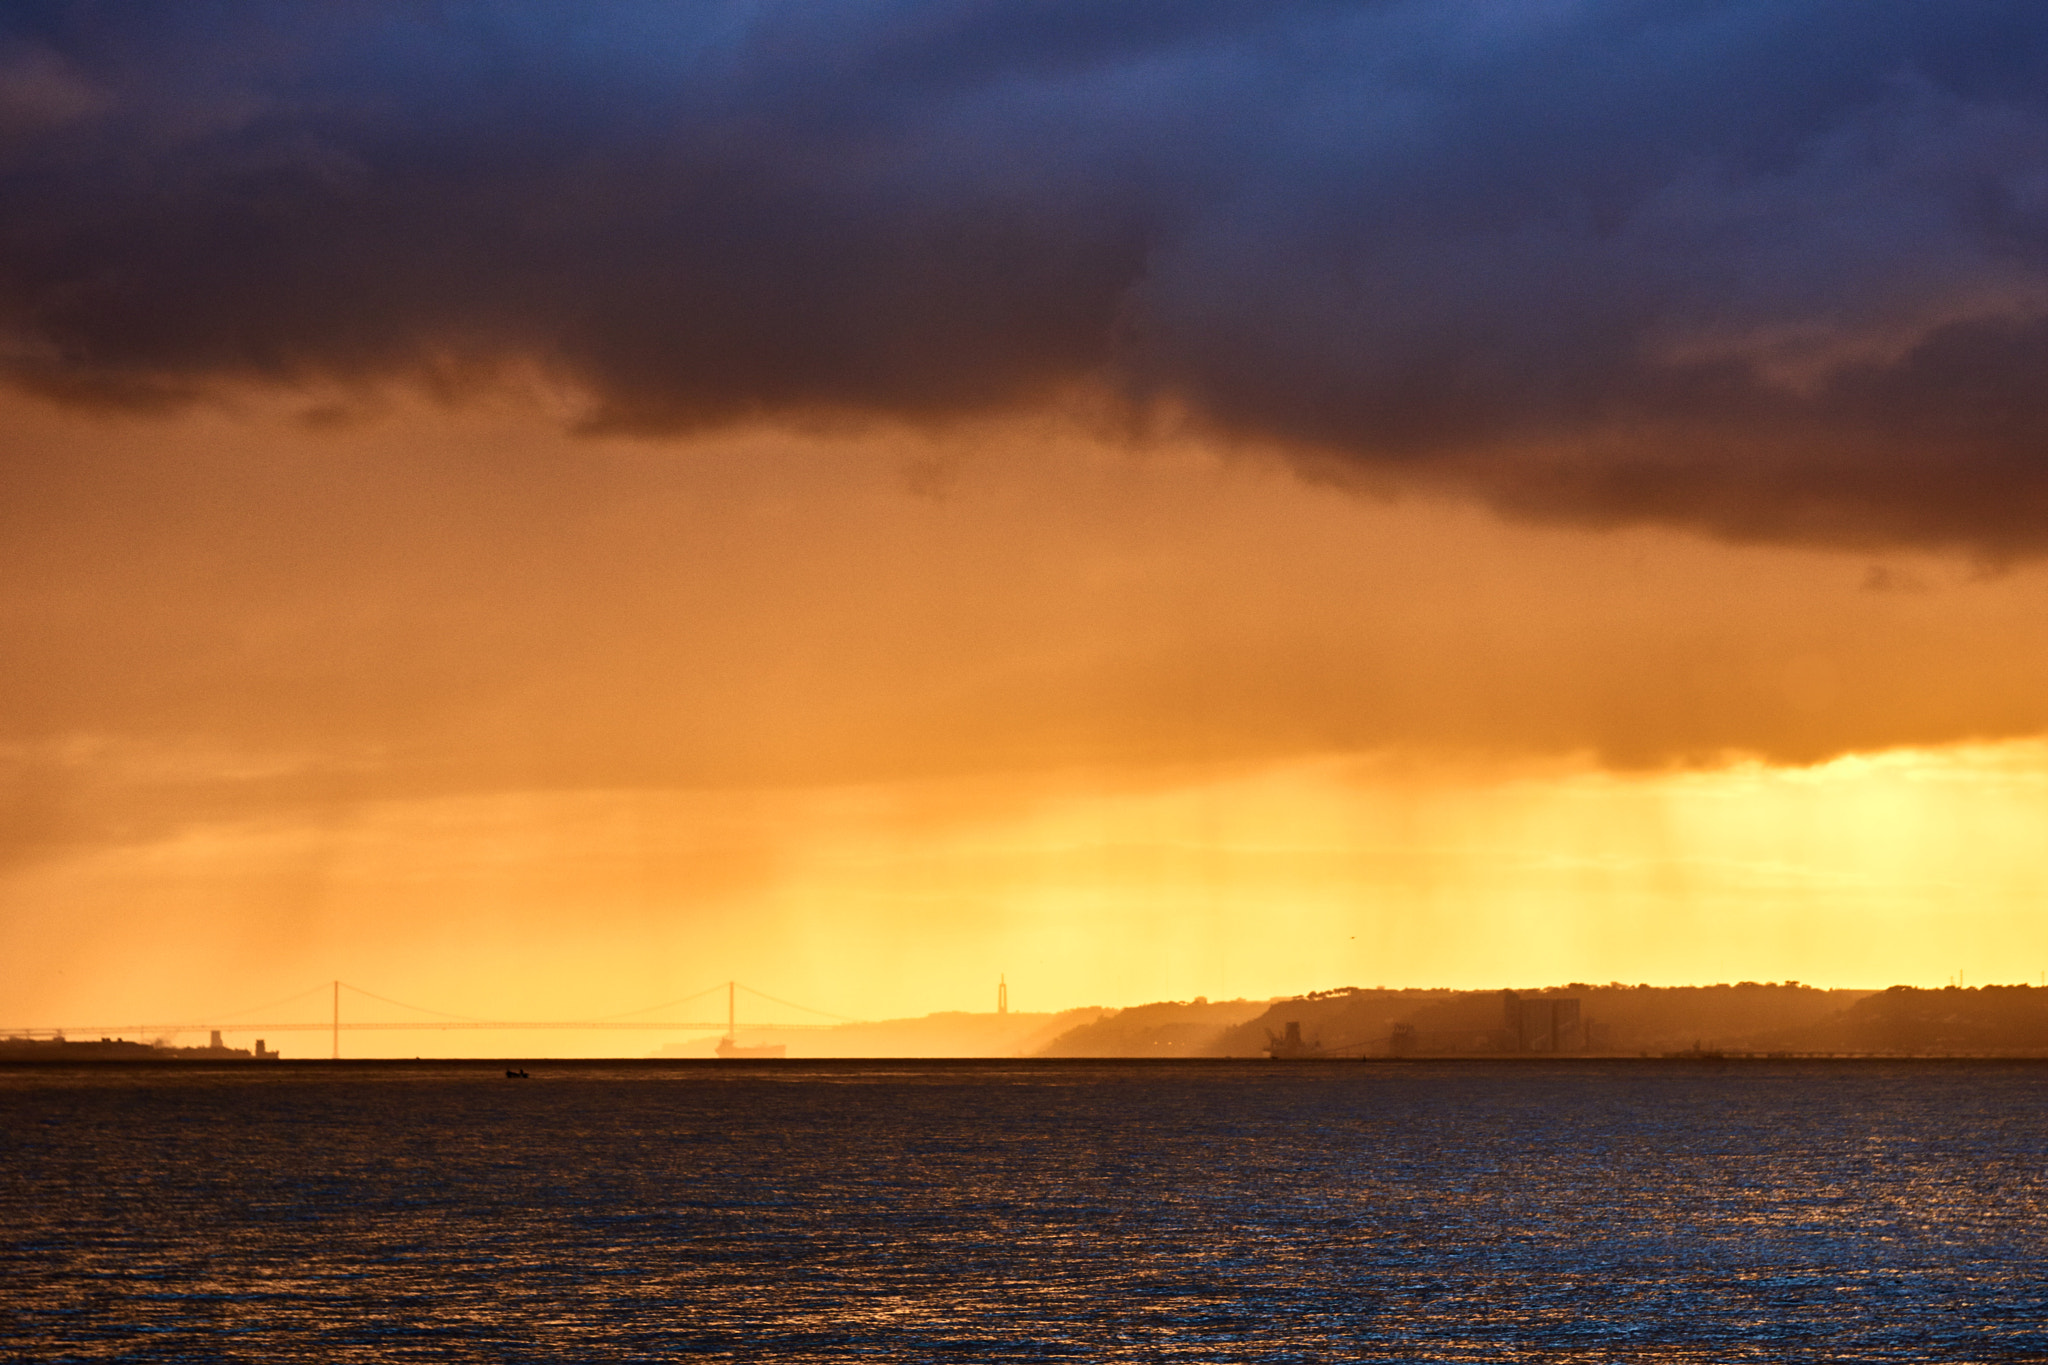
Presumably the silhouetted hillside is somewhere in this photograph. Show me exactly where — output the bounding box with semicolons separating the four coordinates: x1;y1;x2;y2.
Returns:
652;1008;1101;1058
1202;990;1465;1057
1557;983;1870;1054
1779;985;2048;1054
1202;984;1872;1057
1037;998;1275;1057
643;984;2048;1060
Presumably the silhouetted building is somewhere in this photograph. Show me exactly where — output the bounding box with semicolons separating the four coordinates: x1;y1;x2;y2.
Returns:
1552;997;1582;1049
0;1034;276;1060
1265;1020;1323;1059
1502;992;1585;1052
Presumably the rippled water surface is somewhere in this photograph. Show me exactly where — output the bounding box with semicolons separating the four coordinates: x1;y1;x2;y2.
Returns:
3;1060;2046;1361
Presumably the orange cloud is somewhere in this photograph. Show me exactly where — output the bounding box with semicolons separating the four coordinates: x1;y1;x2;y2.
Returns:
4;393;2048;1039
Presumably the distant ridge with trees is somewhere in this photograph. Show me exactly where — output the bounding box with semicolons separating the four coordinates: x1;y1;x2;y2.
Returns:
1037;984;2048;1059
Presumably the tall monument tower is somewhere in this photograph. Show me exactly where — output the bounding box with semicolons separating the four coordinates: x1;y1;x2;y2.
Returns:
997;975;1008;1015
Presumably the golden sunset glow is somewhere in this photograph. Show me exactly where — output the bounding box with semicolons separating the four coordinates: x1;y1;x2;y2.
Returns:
6;392;2048;1054
18;16;2048;1365
8;4;2048;1057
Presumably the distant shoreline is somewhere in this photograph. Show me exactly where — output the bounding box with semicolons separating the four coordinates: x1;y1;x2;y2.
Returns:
8;1054;2048;1069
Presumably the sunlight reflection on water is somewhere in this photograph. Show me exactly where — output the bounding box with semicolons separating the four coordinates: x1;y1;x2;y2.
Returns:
3;1061;2045;1361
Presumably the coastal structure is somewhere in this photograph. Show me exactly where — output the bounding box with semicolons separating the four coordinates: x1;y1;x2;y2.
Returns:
1502;992;1584;1052
0;1034;279;1061
1264;1020;1324;1059
715;980;786;1059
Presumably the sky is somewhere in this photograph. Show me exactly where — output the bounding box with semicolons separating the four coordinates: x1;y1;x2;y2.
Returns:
4;2;2048;1053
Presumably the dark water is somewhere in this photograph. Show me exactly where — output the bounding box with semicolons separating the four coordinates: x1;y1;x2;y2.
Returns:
3;1061;2046;1362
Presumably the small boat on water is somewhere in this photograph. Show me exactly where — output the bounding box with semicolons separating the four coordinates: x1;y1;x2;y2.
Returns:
505;1067;529;1078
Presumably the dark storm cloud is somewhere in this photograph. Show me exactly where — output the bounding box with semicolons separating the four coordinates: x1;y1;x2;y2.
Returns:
5;1;2048;548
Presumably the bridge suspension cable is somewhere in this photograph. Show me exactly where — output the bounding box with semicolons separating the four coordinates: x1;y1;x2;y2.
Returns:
198;982;337;1023
590;982;730;1021
338;981;492;1022
2;979;862;1046
734;981;862;1023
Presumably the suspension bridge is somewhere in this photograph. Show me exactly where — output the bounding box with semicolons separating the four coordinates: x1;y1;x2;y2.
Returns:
1;980;858;1058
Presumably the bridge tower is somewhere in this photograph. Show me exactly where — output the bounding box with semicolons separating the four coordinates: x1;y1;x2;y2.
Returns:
997;975;1008;1015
